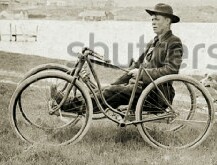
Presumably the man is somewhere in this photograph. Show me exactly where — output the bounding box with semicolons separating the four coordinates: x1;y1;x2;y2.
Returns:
95;3;183;111
52;3;183;113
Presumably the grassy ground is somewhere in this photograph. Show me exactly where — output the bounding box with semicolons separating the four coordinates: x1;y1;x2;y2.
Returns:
1;51;217;165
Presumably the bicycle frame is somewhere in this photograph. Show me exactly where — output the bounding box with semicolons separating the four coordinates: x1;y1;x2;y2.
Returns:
50;51;177;126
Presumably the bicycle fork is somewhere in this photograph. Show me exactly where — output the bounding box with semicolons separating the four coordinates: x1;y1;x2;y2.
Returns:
49;55;86;115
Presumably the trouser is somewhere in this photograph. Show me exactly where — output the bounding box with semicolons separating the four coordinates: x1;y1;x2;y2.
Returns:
53;83;143;112
92;84;143;111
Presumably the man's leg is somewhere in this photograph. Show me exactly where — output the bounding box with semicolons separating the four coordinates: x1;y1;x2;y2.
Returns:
50;83;143;112
99;84;143;109
50;85;84;112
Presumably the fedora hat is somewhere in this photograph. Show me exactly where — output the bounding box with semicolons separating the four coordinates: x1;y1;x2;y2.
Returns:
146;3;180;23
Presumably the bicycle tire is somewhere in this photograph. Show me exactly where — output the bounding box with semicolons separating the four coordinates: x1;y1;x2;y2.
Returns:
135;74;215;149
18;63;105;120
10;70;93;146
19;63;72;83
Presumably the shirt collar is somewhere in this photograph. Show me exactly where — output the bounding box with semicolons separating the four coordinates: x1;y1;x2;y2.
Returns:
157;30;172;43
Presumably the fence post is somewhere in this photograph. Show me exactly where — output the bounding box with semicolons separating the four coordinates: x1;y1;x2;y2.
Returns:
10;23;12;42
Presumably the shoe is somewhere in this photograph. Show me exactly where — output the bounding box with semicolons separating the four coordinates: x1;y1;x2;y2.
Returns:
50;84;85;114
61;97;85;114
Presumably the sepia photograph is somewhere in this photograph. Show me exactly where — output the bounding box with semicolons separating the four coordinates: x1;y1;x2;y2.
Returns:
1;0;217;164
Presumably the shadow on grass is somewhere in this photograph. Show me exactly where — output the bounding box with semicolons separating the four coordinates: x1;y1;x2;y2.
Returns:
82;121;153;150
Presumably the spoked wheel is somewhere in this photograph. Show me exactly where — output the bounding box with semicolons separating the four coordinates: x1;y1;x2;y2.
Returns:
19;63;105;120
9;71;93;146
136;75;215;149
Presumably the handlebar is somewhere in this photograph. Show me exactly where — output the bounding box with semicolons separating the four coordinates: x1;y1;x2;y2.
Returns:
80;47;128;72
82;47;106;61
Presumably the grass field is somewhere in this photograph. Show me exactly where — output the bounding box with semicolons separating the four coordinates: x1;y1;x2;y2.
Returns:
1;51;217;165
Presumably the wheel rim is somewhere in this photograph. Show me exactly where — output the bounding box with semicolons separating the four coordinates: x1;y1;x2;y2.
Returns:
136;76;214;149
11;72;92;146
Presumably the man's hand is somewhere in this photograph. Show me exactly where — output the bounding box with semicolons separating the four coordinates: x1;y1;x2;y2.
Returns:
129;78;143;85
127;68;139;78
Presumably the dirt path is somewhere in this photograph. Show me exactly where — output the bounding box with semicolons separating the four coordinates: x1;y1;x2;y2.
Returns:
0;69;23;78
0;69;23;85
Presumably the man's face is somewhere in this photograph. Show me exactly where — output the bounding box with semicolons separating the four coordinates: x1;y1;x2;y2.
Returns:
151;15;170;35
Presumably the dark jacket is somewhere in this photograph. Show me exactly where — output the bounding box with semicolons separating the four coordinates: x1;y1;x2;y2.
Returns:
135;30;183;84
112;30;183;85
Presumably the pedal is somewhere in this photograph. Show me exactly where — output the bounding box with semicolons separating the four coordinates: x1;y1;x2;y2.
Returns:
116;115;126;127
166;112;179;124
166;117;176;124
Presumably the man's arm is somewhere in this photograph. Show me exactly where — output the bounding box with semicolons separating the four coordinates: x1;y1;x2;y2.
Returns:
111;41;153;85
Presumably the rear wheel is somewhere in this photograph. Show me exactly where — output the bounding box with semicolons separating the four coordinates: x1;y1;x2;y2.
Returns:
10;71;93;146
136;75;215;149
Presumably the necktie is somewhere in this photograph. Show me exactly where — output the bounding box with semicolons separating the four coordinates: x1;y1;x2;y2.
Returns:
145;36;159;62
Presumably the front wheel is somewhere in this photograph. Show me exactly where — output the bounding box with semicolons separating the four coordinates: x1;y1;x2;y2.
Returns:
19;63;105;120
9;71;93;146
135;74;215;149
